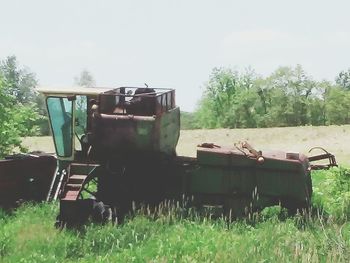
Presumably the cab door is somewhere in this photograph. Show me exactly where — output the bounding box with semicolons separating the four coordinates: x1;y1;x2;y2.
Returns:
46;96;75;160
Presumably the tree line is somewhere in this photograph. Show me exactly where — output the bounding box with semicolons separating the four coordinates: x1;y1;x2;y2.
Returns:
194;65;350;129
1;55;350;156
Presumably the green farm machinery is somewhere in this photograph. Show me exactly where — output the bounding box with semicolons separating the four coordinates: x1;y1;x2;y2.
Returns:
0;86;337;225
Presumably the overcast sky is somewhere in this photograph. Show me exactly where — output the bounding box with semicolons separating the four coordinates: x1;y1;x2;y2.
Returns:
1;0;349;111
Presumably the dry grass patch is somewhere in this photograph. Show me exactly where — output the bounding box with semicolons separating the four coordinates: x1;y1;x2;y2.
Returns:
178;125;350;166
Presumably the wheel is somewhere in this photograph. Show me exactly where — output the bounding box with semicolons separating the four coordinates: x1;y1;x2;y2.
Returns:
54;215;66;229
282;198;310;216
55;199;94;228
92;200;112;224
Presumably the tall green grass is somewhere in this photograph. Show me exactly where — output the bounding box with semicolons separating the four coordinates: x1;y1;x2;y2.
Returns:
0;168;350;262
312;167;350;219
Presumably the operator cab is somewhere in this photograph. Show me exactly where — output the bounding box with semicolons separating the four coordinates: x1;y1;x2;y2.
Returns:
38;86;108;160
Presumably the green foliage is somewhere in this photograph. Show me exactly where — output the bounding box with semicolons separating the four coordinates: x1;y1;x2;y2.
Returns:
195;68;259;128
325;86;350;124
0;202;349;261
180;111;199;130
195;66;350;129
0;77;22;155
0;56;37;104
74;70;96;88
0;57;43;157
336;68;350;90
312;167;350;219
0;168;349;262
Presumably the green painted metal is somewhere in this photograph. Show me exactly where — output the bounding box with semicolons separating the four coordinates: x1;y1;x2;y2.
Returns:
116;106;180;155
159;107;180;155
135;118;155;151
185;146;312;214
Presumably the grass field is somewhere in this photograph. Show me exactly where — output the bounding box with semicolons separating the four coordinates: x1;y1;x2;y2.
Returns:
1;197;349;263
5;125;348;262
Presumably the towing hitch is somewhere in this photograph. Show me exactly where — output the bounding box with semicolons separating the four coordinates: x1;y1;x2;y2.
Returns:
308;147;338;170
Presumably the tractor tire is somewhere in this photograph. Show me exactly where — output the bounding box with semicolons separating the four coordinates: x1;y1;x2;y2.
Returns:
92;200;112;224
54;215;66;229
282;199;310;216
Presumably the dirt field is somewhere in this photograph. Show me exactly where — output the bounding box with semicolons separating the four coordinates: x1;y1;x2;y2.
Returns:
22;125;350;166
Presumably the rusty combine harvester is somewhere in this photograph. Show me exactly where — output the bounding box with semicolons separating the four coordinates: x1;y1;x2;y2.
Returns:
0;86;337;226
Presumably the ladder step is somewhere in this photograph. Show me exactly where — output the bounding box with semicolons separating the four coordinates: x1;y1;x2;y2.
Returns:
62;190;80;201
69;163;99;175
68;174;87;184
70;163;100;167
69;174;88;180
59;163;98;201
66;183;82;189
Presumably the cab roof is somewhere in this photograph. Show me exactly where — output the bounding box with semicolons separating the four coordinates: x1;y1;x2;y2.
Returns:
37;86;113;96
37;86;174;96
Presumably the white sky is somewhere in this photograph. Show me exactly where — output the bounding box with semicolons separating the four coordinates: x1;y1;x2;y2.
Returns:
1;0;349;111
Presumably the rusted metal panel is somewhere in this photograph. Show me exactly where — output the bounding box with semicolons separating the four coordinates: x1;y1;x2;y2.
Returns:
0;153;57;208
90;88;179;157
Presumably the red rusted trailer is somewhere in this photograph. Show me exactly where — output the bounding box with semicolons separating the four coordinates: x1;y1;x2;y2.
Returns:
0;153;57;208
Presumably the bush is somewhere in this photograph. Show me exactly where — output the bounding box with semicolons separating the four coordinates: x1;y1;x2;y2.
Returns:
312;167;350;219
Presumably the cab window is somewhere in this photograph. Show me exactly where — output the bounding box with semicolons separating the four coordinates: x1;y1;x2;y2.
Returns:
47;97;73;157
74;95;88;151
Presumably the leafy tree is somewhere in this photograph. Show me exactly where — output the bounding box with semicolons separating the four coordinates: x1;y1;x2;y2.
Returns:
74;69;96;87
0;75;39;157
325;87;350;124
0;75;20;156
336;69;350;90
0;56;42;157
0;56;37;104
0;56;49;135
308;81;330;126
195;68;259;128
263;65;315;126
